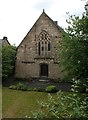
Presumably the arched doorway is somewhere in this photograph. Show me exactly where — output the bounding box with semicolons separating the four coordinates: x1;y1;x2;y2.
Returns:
40;64;48;77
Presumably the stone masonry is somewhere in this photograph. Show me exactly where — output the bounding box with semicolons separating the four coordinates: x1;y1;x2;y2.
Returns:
15;10;64;80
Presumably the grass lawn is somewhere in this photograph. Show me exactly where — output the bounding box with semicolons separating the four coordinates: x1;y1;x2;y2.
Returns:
2;87;49;118
2;87;86;118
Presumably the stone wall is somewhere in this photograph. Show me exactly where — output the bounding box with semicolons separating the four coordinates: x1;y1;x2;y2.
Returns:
15;11;63;80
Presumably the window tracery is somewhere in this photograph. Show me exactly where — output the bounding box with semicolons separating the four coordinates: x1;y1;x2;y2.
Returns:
37;31;51;56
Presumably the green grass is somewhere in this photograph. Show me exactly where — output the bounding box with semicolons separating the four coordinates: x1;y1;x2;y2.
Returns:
2;87;86;118
2;87;49;118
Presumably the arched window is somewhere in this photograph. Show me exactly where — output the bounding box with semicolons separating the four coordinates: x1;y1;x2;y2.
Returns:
38;31;51;56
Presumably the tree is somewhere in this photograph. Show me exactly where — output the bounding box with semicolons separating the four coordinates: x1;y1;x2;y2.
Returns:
59;12;88;93
2;45;16;80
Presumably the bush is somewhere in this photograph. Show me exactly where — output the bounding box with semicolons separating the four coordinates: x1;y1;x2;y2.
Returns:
9;83;28;91
9;85;17;90
16;82;25;90
27;87;34;91
31;91;87;119
37;88;45;92
33;88;38;91
21;85;28;91
27;87;45;92
71;78;88;93
45;85;57;93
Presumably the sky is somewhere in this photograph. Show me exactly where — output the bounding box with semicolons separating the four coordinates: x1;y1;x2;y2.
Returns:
0;0;87;46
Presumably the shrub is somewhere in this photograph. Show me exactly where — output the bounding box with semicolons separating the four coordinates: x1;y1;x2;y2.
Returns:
71;78;88;93
45;85;57;93
16;82;24;90
27;87;33;91
31;91;87;119
21;85;28;91
27;87;45;92
37;88;45;92
9;85;17;90
33;88;38;91
9;83;28;91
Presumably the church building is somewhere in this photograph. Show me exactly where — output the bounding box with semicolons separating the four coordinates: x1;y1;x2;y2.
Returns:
15;10;63;80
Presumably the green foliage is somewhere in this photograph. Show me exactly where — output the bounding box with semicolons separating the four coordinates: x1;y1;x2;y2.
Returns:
9;82;28;91
71;78;88;93
32;110;45;120
37;88;45;92
2;45;16;80
9;84;58;92
45;85;57;93
21;85;28;91
33;88;38;91
32;91;87;119
9;83;46;92
9;85;17;90
16;82;25;90
58;12;88;93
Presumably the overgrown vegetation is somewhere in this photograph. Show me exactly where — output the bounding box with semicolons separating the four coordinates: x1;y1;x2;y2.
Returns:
32;91;87;119
2;45;16;80
58;11;88;93
31;79;87;119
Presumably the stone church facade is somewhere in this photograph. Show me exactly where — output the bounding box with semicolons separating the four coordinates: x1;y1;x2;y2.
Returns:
15;10;63;80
